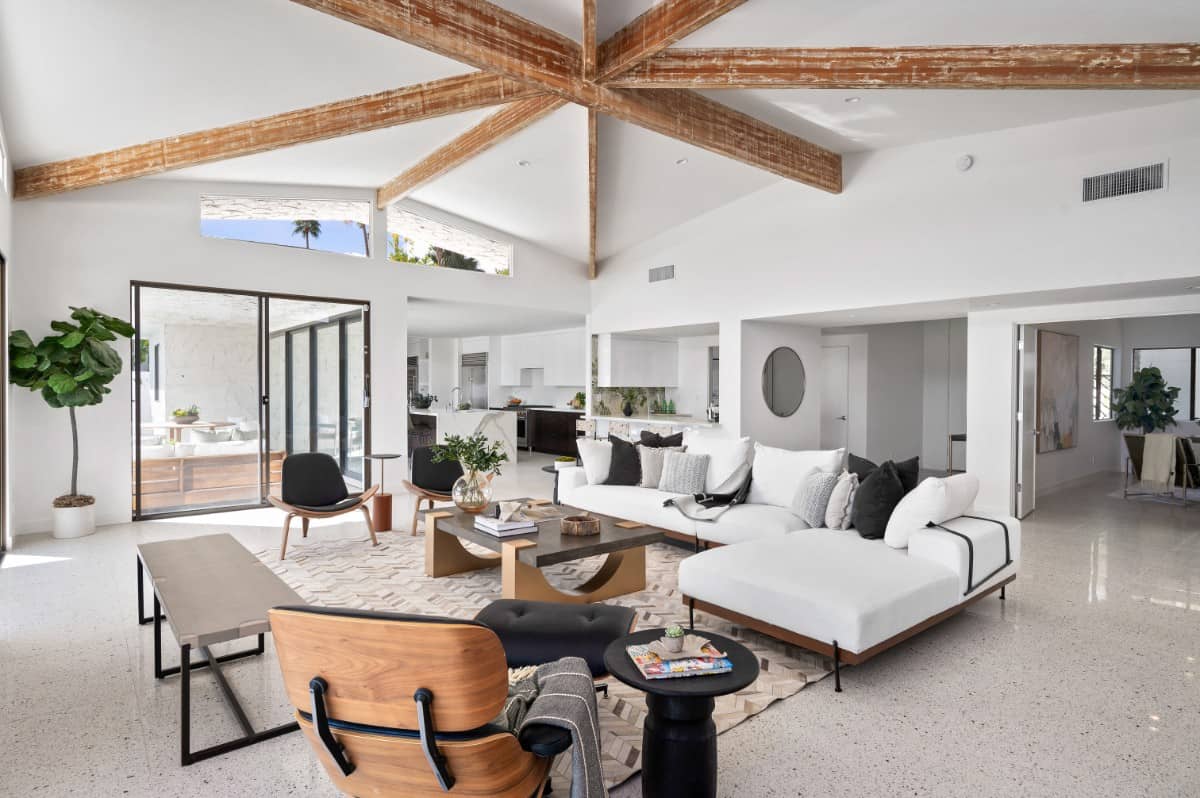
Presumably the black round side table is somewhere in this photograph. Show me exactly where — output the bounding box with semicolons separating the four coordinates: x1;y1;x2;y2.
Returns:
603;629;759;798
541;464;562;504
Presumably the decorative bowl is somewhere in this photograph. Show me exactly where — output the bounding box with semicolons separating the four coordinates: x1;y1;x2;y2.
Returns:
173;414;198;425
561;515;600;536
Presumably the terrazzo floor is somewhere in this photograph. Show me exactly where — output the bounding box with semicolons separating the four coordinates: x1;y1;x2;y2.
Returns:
2;466;1198;797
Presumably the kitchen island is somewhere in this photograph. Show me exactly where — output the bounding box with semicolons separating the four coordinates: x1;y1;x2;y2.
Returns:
410;409;519;464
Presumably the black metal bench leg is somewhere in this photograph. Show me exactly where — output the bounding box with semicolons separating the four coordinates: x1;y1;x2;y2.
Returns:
181;643;192;766
154;594;164;679
833;641;842;693
1000;585;1006;601
688;598;695;631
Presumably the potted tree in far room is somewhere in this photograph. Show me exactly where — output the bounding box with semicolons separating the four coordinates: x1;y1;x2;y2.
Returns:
9;307;135;538
1113;367;1180;434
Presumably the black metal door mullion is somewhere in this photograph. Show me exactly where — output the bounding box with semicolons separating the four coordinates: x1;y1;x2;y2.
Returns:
338;317;349;476
309;326;318;453
258;297;268;505
132;284;143;520
284;332;294;455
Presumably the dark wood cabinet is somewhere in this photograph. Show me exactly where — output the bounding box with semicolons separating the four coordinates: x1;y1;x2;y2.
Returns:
527;409;583;457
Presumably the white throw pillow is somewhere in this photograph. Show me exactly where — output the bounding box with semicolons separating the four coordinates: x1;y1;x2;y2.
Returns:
884;477;948;549
638;445;685;488
576;438;612;485
659;451;710;495
824;470;859;530
683;431;752;492
937;473;980;522
793;471;840;528
746;443;845;509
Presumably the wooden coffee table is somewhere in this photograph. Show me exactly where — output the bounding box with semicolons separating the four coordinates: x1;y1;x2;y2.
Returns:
424;499;665;603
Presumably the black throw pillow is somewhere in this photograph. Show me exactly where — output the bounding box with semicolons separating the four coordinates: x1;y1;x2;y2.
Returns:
604;435;642;486
847;454;920;494
640;430;684;448
851;461;906;539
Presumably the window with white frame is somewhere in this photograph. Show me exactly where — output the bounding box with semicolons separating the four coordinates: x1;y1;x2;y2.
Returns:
200;195;372;257
386;207;512;276
1092;345;1114;421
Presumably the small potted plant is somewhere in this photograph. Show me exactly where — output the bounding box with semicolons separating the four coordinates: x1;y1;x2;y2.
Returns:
172;404;200;424
554;455;576;471
570;391;586;410
431;432;509;513
8;306;134;539
618;387;646;418
411;391;437;410
663;624;686;653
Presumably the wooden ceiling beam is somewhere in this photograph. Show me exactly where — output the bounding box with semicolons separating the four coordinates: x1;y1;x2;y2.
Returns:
376;94;566;208
290;0;582;96
596;0;749;82
590;86;842;193
582;0;597;81
14;72;536;199
605;43;1200;89
587;108;598;279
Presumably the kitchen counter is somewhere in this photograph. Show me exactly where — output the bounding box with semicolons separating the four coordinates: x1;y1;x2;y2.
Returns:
408;409;518;463
589;414;718;428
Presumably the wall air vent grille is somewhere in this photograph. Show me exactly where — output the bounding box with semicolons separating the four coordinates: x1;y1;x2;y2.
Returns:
649;264;675;283
1082;163;1165;203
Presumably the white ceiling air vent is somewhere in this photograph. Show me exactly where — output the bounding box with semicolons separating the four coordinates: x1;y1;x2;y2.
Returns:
1082;162;1165;203
649;264;675;283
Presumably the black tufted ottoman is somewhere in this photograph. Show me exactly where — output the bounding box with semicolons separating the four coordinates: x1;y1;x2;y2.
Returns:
475;599;637;689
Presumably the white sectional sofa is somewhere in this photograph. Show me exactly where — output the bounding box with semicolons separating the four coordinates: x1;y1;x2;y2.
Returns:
557;442;1020;689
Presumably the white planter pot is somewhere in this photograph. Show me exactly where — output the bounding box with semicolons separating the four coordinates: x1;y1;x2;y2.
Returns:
52;503;96;539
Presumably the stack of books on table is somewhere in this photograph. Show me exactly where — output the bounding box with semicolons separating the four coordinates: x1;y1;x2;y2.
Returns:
474;514;537;537
626;640;733;680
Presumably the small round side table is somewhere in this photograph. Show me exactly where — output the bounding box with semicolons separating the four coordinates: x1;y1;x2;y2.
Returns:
367;453;403;532
604;629;759;798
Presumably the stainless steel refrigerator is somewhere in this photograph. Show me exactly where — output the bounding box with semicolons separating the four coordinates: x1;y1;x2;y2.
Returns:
460;352;488;410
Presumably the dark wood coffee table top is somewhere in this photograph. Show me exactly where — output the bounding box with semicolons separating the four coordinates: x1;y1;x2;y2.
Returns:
431;498;665;568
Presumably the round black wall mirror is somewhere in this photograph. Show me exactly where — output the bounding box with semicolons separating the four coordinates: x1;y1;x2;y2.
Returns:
761;346;806;417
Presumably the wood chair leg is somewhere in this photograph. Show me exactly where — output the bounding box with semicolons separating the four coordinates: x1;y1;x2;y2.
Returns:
280;514;294;561
301;517;310;538
361;504;379;547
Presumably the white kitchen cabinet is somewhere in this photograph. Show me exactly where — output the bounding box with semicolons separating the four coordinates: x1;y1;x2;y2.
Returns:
544;329;587;386
596;335;678;387
499;335;528;386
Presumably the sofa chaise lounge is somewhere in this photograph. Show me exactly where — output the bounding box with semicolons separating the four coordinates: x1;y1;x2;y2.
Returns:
558;441;1019;690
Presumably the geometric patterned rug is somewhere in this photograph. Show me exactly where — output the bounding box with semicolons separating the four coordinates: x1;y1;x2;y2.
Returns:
254;532;830;789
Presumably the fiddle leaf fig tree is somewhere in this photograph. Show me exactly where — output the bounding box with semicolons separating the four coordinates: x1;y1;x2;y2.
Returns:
1112;366;1180;434
9;307;135;505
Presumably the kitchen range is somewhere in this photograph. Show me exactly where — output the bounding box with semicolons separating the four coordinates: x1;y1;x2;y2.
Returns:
491;404;584;456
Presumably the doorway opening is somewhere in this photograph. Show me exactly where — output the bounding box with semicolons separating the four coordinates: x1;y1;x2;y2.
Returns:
131;282;370;519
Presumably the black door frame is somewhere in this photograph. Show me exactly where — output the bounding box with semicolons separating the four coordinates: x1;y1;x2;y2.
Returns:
130;281;371;521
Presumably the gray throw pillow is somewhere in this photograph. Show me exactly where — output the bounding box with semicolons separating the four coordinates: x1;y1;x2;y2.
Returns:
638;445;685;488
659;451;710;495
794;471;840;527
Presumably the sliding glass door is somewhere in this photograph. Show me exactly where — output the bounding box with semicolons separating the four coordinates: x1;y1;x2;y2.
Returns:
132;283;369;519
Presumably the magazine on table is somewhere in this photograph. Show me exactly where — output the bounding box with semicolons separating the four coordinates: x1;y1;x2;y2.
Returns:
474;515;537;536
626;642;733;680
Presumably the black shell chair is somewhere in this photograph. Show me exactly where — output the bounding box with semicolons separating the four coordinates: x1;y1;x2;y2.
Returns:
268;452;379;560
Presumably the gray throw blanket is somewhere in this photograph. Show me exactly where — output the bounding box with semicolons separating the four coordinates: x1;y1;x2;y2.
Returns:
665;462;753;522
497;657;607;798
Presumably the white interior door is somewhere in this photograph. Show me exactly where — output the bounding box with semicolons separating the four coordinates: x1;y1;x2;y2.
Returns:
1015;325;1038;518
821;346;850;451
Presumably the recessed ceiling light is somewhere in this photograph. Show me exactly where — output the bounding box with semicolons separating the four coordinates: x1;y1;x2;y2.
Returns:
844;96;861;103
675;158;689;166
517;159;531;167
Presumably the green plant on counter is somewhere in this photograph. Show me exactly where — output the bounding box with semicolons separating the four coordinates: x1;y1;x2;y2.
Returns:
1113;367;1180;433
617;387;646;407
431;432;509;478
8;306;135;505
411;391;437;409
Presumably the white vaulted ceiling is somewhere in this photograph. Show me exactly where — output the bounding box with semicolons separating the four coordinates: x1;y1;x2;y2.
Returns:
1;0;1198;264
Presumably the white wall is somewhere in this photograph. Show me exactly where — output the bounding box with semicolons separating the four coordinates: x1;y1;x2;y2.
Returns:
589;99;1200;452
741;320;823;449
921;318;968;472
0;111;11;257
9;179;587;534
1028;319;1124;496
427;337;460;408
670;334;719;418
